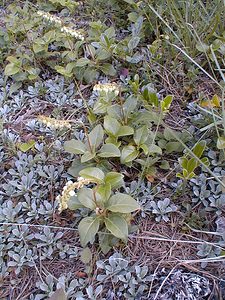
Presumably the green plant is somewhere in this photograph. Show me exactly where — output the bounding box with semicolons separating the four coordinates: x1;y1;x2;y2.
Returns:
57;167;139;251
177;140;209;192
64;80;175;178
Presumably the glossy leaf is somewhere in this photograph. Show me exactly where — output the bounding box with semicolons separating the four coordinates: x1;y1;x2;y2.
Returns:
5;63;20;76
161;95;173;112
187;157;197;173
123;96;137;117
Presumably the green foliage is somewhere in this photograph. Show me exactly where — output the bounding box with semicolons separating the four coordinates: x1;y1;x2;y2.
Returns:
1;0;225;297
177;141;209;181
67;168;139;250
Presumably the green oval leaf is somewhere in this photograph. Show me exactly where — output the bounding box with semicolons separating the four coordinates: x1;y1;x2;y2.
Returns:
134;125;148;146
98;143;121;157
88;124;104;151
117;125;134;137
104;116;121;136
120;145;139;164
107;193;139;213
78;217;100;247
104;214;128;240
77;188;97;209
105;172;124;189
67;195;85;210
5;63;20;76
148;144;162;155
79;167;105;183
64;139;86;154
81;151;96;163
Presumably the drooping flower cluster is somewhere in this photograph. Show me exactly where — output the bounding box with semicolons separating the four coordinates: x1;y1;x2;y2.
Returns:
37;10;84;41
37;115;71;129
61;26;85;41
56;177;90;212
37;10;62;25
93;83;120;95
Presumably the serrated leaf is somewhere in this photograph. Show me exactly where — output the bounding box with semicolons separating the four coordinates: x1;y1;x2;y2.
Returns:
134;126;148;145
64;139;86;154
98;143;120;157
107;193;139;213
120;145;139;163
78;217;100;247
88;124;104;151
104;214;128;240
77;188;96;209
79;167;105;183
